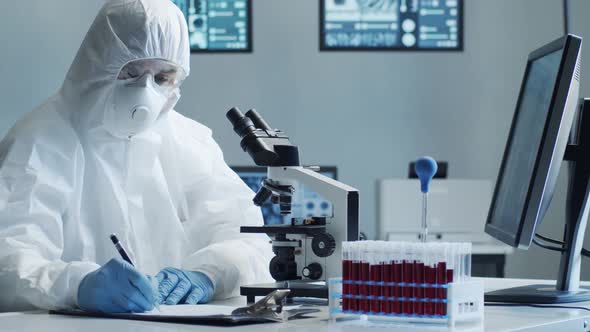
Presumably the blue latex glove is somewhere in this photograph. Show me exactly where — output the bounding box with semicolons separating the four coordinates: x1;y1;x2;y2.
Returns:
154;267;214;305
77;258;156;313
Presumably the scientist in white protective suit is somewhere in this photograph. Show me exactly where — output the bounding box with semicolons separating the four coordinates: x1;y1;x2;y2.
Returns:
0;0;272;313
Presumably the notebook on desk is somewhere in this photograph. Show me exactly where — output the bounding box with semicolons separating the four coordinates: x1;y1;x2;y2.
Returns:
52;304;319;326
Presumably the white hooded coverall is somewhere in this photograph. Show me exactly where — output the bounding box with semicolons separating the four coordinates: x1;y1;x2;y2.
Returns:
0;0;272;311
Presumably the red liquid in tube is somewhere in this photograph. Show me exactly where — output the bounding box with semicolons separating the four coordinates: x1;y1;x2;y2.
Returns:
342;260;351;311
436;262;447;316
360;262;370;313
413;261;424;315
392;262;402;314
447;269;454;283
350;261;360;311
370;264;382;313
424;265;436;315
382;261;392;314
402;260;414;315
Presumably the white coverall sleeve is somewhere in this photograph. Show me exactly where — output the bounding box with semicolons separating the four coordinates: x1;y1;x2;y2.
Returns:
180;135;273;299
0;119;99;311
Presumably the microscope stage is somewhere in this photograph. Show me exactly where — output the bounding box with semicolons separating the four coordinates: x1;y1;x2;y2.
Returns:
241;280;328;304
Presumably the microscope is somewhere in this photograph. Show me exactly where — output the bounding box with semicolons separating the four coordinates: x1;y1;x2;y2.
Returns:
226;108;359;303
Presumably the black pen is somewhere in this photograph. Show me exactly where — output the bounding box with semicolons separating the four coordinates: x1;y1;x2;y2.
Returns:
110;234;134;266
110;234;160;312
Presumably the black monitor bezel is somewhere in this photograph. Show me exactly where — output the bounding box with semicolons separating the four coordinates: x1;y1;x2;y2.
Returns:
319;0;464;52
485;35;582;248
188;0;253;53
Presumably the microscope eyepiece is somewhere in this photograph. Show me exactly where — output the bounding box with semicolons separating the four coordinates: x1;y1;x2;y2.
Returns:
226;107;256;138
245;109;272;131
226;107;245;124
226;107;300;167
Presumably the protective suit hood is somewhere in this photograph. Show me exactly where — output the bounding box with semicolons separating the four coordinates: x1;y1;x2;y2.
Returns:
59;0;190;135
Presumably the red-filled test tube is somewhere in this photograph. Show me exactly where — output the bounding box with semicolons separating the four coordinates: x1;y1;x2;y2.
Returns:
360;261;370;313
413;261;424;315
436;262;448;316
424;264;436;315
342;259;351;311
402;260;414;315
393;261;402;314
447;268;454;284
370;263;382;313
350;260;360;312
382;260;392;314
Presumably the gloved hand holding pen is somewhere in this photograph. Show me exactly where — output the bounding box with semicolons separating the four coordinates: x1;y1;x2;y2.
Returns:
154;268;214;305
77;258;157;313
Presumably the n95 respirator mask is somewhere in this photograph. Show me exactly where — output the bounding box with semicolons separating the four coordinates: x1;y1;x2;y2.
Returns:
103;74;175;138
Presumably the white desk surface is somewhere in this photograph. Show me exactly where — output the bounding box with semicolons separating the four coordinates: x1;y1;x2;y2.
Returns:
2;278;590;332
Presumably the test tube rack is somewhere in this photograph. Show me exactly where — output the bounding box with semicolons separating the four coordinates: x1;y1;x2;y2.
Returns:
328;278;484;326
331;240;484;326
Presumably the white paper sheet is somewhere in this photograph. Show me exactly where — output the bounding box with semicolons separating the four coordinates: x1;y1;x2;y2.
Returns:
133;305;237;317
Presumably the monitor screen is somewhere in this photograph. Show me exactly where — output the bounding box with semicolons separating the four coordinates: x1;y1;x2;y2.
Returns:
320;0;462;51
485;35;582;248
483;35;585;304
232;167;337;225
171;0;251;52
487;50;563;237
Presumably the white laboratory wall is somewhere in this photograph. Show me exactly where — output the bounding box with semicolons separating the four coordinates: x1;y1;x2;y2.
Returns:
1;0;590;280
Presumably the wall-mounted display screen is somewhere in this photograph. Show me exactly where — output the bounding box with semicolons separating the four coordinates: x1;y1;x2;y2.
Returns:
171;0;252;52
320;0;463;51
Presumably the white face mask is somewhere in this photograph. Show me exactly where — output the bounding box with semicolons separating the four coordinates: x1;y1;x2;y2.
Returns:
103;74;171;138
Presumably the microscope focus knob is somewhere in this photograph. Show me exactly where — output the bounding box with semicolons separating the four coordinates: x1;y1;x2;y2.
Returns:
312;233;336;257
302;263;323;280
269;249;298;281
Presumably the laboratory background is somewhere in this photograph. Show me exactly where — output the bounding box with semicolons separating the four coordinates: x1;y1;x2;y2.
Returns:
2;0;590;289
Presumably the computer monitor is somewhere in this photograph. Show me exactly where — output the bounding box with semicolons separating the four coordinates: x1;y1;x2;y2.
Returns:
320;0;463;51
232;166;338;225
171;0;252;52
485;34;588;303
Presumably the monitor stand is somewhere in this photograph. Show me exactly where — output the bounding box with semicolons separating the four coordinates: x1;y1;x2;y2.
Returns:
486;98;590;304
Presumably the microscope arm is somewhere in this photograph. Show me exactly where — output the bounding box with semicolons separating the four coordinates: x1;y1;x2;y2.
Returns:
267;166;359;242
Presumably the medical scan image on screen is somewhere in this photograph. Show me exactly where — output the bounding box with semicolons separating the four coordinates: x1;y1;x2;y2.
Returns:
171;0;250;51
488;50;564;236
322;0;461;50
